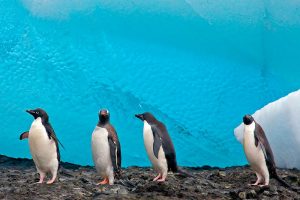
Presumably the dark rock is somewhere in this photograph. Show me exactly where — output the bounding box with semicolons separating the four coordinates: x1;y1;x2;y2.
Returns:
0;155;299;199
287;175;299;183
247;189;257;198
263;190;271;196
79;177;89;183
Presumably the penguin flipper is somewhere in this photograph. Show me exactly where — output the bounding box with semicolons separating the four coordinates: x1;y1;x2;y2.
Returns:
108;136;121;174
19;131;29;140
44;122;64;148
151;126;162;159
43;122;63;162
151;125;178;172
106;124;121;175
254;123;277;176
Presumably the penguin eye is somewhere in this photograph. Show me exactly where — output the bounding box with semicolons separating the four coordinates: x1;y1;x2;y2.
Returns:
36;111;39;114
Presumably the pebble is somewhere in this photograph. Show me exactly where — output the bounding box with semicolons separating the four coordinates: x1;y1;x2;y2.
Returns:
118;188;129;195
238;191;247;199
218;171;226;177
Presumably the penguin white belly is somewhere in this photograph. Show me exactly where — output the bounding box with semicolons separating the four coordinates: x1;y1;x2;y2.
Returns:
243;124;269;176
92;127;113;177
29;118;58;173
143;122;168;174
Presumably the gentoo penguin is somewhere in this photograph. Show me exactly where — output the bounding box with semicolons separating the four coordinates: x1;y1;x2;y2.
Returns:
242;114;292;187
135;112;182;182
91;109;121;185
19;108;63;184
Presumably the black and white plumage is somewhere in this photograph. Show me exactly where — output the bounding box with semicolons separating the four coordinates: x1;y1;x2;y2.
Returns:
242;115;293;188
135;112;178;182
92;109;121;185
20;108;62;184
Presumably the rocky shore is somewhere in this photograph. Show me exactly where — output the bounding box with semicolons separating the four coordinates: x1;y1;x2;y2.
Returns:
0;155;299;199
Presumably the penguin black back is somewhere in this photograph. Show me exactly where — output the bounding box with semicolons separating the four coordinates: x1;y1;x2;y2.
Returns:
135;112;178;172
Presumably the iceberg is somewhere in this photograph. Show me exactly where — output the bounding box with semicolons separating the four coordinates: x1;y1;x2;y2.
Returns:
234;90;300;169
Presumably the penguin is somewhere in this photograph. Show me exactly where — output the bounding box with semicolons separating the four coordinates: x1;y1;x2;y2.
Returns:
19;108;63;184
91;109;121;185
135;112;186;182
242;114;293;187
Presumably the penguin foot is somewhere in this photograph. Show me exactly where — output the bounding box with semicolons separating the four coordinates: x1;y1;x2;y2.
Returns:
37;174;45;184
46;179;55;184
250;178;263;186
259;184;269;188
156;177;166;182
46;177;56;184
153;174;161;181
97;178;109;185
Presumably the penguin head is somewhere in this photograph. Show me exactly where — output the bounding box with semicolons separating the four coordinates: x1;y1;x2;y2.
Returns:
99;109;110;124
26;108;49;121
243;114;254;125
135;112;156;123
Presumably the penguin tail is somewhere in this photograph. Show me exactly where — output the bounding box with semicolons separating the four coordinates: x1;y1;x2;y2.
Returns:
273;174;299;192
175;166;194;178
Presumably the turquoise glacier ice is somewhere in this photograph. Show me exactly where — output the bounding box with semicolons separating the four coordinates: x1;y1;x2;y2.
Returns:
0;0;300;167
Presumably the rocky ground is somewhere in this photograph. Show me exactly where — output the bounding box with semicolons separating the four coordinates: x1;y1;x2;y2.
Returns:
0;155;299;199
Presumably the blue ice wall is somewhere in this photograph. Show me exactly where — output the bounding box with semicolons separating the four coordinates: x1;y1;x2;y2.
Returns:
0;0;300;167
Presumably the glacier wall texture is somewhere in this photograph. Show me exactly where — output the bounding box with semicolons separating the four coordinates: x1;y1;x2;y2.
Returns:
0;0;299;167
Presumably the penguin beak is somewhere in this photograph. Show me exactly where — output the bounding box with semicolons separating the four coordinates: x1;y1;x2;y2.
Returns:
26;110;35;116
135;114;144;121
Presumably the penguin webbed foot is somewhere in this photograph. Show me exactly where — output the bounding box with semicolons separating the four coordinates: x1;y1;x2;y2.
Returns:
153;173;167;182
248;182;269;188
36;172;46;184
259;184;269;188
156;178;166;182
250;180;260;186
46;177;56;184
97;177;109;185
153;173;161;181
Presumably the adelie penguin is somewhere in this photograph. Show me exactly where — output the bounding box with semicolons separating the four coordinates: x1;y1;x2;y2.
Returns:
135;112;190;182
20;108;63;184
242;114;298;191
91;109;121;185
